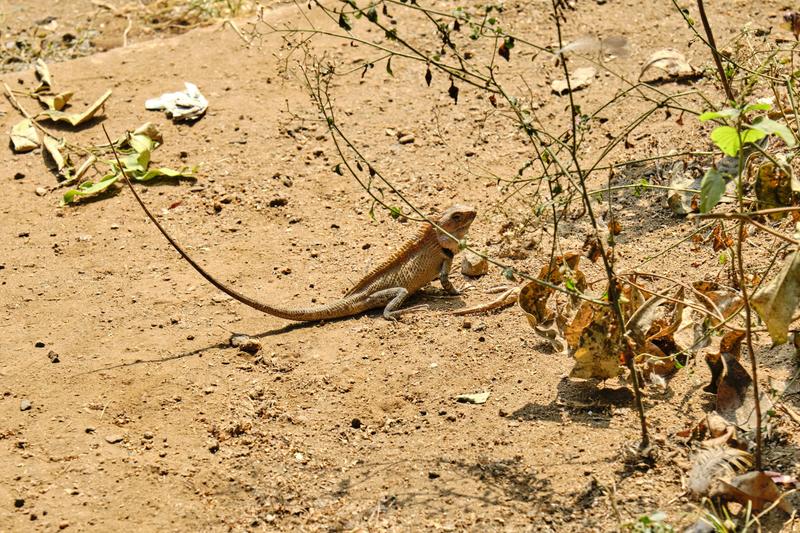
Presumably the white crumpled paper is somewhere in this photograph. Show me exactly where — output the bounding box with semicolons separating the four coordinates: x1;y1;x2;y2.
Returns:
145;82;208;121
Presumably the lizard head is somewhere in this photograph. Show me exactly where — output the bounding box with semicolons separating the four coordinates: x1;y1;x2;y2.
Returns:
433;204;476;252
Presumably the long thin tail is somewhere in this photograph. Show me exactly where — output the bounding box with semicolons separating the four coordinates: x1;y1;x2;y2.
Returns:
103;126;358;322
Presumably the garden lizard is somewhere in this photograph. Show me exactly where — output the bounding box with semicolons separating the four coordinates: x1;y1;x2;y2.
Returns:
122;173;476;321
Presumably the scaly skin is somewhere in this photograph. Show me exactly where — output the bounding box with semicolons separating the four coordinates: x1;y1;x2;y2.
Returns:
123;172;476;321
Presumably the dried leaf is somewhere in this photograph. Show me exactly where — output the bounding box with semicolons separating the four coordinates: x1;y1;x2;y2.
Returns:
704;330;745;395
569;303;623;380
626;295;667;345
551;67;596;95
455;391;490;404
688;445;752;498
38;89;112;126
42;135;72;175
640;49;695;80
710;224;733;252
37;91;73;111
10;118;39;152
784;11;800;39
519;253;584;326
752;250;800;344
34;59;52;93
533;319;566;353
693;281;743;326
711;471;792;513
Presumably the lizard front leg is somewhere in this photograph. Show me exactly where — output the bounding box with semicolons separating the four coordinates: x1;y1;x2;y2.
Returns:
439;254;461;295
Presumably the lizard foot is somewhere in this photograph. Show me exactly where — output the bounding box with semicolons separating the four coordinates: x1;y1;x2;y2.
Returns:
384;304;430;320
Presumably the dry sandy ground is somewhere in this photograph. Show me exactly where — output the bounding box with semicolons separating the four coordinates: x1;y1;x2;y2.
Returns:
1;0;800;531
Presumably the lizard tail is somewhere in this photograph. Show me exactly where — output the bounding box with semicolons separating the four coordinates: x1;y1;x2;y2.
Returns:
116;151;366;322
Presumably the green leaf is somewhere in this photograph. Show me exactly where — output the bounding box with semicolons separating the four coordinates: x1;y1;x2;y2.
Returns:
710;125;766;157
743;102;772;113
699;168;726;213
128;133;154;154
61;173;119;205
698;108;740;122
747;117;796;147
338;12;352;31
365;5;377;22
134;166;195;181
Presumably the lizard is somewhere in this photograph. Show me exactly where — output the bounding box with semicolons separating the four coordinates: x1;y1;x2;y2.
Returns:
119;164;476;321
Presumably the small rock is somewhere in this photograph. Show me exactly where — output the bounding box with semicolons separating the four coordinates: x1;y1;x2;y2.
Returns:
350;418;362;429
211;294;231;303
14;172;25;180
58;521;69;529
19;400;32;411
85;426;96;434
143;432;154;440
461;251;488;277
35;187;47;196
269;197;288;207
208;439;219;453
18;231;29;238
398;134;415;145
77;234;91;242
461;320;472;330
34;341;45;348
229;334;262;355
428;471;440;480
110;223;120;230
294;452;305;463
203;387;214;395
47;350;59;363
105;434;124;444
14;498;24;508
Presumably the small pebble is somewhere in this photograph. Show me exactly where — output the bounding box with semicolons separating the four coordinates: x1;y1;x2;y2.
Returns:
398;134;415;145
269;197;288;207
461;252;488;277
230;334;262;355
428;471;440;480
19;400;32;411
110;224;119;230
85;426;96;434
143;432;154;440
47;351;59;363
35;187;47;196
14;172;25;180
14;498;24;508
350;418;362;429
105;434;123;444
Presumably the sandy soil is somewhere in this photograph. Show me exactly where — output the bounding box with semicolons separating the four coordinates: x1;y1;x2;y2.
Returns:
1;1;799;531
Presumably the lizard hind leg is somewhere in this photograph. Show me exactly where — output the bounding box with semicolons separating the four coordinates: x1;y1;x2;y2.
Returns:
364;287;427;321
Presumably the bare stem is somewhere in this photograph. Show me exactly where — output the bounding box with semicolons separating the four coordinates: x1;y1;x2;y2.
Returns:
695;0;736;103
